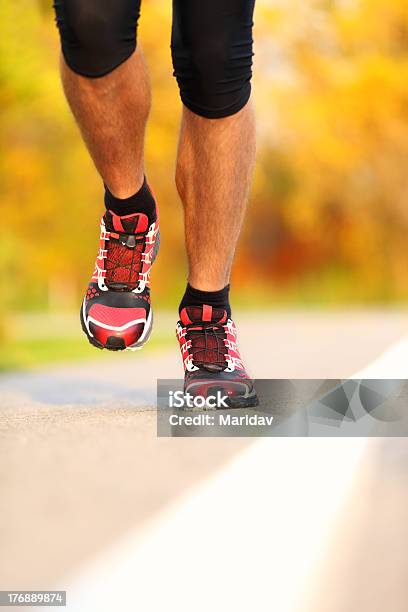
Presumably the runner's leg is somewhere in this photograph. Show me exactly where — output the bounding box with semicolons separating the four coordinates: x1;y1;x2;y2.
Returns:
172;0;256;295
54;0;149;197
54;0;159;352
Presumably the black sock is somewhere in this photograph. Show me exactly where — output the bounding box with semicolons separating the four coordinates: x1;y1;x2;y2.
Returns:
179;283;231;318
104;177;156;222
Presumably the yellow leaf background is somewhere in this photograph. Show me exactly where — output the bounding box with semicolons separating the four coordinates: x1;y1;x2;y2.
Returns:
2;0;408;324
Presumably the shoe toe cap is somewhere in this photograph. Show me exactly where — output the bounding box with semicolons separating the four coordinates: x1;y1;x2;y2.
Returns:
87;304;149;348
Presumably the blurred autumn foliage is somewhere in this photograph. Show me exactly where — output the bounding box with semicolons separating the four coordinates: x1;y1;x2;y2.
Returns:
2;0;408;324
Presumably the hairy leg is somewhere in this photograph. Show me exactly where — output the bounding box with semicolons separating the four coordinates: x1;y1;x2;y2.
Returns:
60;49;150;198
176;102;256;291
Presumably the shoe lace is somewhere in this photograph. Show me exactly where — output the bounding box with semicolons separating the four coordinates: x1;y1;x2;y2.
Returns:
105;232;145;290
186;322;228;372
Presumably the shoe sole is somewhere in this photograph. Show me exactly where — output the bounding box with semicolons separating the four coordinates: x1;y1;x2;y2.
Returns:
80;228;160;352
225;393;259;409
184;381;259;410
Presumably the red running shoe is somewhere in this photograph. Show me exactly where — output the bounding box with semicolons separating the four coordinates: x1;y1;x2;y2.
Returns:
81;206;159;351
176;305;258;408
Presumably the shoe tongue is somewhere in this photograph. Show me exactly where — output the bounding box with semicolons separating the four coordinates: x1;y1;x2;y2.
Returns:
180;305;227;326
105;210;148;234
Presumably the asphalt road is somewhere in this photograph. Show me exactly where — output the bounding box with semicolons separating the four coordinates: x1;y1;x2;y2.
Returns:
1;310;408;609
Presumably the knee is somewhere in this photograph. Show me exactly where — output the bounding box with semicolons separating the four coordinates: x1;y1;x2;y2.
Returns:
54;0;138;77
172;30;253;119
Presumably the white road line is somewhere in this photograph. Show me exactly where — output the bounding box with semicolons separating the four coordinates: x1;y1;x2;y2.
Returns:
64;439;366;612
352;336;408;379
62;335;408;612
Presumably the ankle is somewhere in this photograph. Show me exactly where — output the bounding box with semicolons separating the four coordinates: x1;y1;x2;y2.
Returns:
104;174;144;200
104;176;156;221
179;283;231;318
